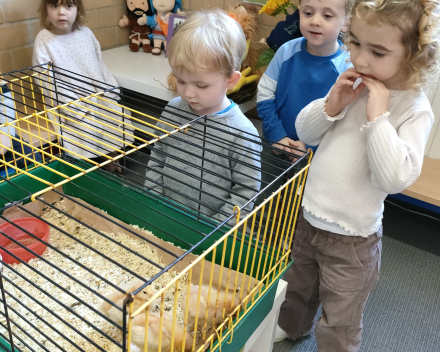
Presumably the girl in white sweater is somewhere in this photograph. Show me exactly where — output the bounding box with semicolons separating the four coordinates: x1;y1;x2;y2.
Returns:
276;0;439;351
33;0;132;171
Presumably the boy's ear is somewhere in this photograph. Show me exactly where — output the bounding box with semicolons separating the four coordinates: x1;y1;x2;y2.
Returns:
341;16;349;33
227;71;241;90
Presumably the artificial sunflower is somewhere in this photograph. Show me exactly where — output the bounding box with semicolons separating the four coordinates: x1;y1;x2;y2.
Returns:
259;0;297;16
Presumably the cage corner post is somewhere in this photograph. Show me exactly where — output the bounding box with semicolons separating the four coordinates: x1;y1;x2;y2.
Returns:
0;270;15;352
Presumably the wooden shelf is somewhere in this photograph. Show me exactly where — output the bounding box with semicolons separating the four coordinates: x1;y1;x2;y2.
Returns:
402;156;440;207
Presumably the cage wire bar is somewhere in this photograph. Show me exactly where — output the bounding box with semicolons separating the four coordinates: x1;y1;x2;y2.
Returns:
0;64;312;352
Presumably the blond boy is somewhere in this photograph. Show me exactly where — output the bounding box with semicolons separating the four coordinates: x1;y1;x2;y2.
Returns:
144;10;262;224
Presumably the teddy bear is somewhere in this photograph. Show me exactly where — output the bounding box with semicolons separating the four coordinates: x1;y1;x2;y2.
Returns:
119;0;154;53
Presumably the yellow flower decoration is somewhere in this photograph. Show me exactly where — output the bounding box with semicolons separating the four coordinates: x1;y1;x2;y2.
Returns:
259;0;297;16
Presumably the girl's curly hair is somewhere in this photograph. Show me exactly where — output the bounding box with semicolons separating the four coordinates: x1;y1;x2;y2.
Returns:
347;0;440;89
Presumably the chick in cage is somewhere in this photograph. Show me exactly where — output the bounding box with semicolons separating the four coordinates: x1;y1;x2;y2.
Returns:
98;278;158;325
183;285;241;328
130;312;193;352
144;10;262;226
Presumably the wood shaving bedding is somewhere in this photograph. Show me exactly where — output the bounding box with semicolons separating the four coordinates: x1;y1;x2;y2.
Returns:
0;199;190;352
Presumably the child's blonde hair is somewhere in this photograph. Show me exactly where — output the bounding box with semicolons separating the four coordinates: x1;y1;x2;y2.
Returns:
348;0;440;89
167;9;246;77
39;0;86;31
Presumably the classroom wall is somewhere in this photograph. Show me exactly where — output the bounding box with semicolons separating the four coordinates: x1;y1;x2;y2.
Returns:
0;0;286;74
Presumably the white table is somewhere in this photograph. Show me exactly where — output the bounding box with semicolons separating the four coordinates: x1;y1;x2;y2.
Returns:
244;279;287;352
101;46;257;113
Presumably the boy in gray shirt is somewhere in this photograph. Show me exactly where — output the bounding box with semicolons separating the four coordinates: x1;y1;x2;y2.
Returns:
144;9;262;225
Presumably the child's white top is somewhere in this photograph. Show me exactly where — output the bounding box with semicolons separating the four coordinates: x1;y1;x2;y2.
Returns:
33;27;118;91
0;90;16;136
32;27;132;159
296;88;434;237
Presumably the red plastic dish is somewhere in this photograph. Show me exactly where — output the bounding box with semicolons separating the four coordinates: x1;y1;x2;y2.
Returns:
0;218;50;265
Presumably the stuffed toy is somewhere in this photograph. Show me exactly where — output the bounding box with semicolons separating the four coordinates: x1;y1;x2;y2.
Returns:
119;0;154;53
150;0;184;55
226;4;260;95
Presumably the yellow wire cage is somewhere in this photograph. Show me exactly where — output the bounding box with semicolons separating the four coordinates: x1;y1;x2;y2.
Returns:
0;64;312;352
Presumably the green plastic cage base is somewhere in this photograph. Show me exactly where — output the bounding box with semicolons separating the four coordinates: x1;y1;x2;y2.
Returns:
0;336;18;352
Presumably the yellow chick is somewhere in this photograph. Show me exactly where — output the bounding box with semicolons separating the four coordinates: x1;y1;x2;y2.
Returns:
98;278;157;325
130;311;193;352
182;285;241;328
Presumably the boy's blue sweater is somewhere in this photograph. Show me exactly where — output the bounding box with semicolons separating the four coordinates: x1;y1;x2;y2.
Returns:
257;37;351;145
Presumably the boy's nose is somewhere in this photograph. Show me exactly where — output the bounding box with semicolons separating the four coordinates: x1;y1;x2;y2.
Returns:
310;14;321;26
184;87;196;98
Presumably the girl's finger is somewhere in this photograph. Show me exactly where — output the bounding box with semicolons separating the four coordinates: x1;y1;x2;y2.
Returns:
360;77;377;90
364;77;387;92
361;76;382;90
341;69;362;80
346;67;361;75
289;140;299;148
338;79;357;87
353;82;366;96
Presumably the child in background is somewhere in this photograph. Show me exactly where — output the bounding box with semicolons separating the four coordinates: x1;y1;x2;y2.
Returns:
33;0;132;172
1;77;42;170
144;9;262;225
0;78;16;154
256;0;353;204
279;0;438;350
0;80;14;159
